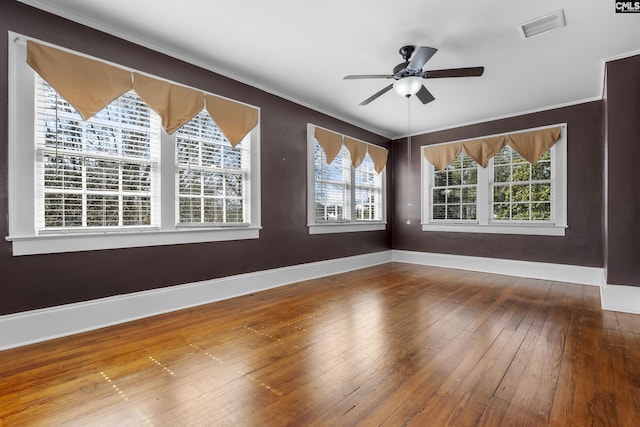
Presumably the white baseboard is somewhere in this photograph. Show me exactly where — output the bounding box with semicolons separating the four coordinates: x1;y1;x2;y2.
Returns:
4;249;634;351
600;284;640;315
392;250;605;286
0;251;392;351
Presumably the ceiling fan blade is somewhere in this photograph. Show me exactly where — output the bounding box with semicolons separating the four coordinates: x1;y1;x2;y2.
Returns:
424;66;485;79
415;85;435;104
344;74;394;80
359;84;394;105
407;46;438;71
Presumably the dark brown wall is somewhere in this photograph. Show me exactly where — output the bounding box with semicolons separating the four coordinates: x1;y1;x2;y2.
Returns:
391;101;604;267
0;2;391;315
605;54;640;287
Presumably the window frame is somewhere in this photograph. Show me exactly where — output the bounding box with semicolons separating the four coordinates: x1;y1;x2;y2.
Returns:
306;124;387;235
421;124;567;236
7;33;261;256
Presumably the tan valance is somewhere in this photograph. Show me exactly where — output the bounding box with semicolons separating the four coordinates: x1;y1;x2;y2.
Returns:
423;127;562;171
314;127;388;173
133;73;205;135
367;144;389;174
461;136;506;168
26;41;258;141
423;142;462;172
507;127;562;164
343;137;367;168
314;127;343;165
27;40;132;121
205;94;259;147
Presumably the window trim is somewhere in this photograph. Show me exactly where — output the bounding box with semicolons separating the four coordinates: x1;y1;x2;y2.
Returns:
306;124;387;235
6;33;261;256
420;124;567;236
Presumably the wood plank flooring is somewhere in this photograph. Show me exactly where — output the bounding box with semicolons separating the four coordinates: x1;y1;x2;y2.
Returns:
1;262;639;426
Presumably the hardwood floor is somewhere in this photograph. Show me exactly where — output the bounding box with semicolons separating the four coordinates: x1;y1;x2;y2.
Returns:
1;262;639;426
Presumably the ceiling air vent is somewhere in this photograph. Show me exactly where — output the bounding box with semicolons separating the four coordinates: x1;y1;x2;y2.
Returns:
519;9;566;39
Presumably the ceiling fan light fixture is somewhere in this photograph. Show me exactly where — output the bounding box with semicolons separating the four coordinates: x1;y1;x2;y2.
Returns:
393;76;422;97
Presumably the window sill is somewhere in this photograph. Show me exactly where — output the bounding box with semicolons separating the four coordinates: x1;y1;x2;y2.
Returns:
308;222;387;235
6;226;262;256
421;223;567;236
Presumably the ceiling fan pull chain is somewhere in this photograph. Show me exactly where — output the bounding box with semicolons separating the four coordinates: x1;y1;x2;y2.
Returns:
406;97;413;225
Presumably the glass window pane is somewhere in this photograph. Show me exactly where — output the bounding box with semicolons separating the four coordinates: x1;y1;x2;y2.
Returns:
532;161;551;181
511;184;530;202
493;203;510;220
447;205;460;220
532;202;551;220
447;170;461;186
44;193;63;227
86;158;119;191
225;174;243;197
494;165;510;183
531;183;551;202
433;188;446;204
447;188;461;204
226;199;243;223
462;168;477;185
512;164;531;182
493;147;510;165
461;187;476;203
87;195;119;226
493;185;509;203
123;196;151;226
433;205;446;220
204;198;224;223
122;163;151;192
462;204;476;220
179;197;202;223
512;203;530;220
203;172;224;196
178;169;202;195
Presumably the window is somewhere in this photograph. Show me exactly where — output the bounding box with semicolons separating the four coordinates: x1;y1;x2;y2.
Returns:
36;76;160;231
421;125;567;236
176;111;250;225
8;35;260;255
431;151;478;221
307;124;386;234
492;145;552;222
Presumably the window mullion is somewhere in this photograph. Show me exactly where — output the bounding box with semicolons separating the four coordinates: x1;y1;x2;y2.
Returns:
350;166;356;220
118;161;123;227
161;129;175;230
477;162;489;225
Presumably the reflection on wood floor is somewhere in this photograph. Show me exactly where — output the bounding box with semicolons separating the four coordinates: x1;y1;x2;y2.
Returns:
1;262;639;426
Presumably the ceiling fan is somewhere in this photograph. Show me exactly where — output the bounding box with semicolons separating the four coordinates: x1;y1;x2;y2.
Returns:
344;45;484;105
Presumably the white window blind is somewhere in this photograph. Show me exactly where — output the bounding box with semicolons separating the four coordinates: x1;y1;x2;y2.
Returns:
35;75;160;231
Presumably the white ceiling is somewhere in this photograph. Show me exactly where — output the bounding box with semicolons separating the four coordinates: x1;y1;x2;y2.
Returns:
17;0;640;139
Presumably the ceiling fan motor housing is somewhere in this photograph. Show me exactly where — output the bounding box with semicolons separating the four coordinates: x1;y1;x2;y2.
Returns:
393;62;411;78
